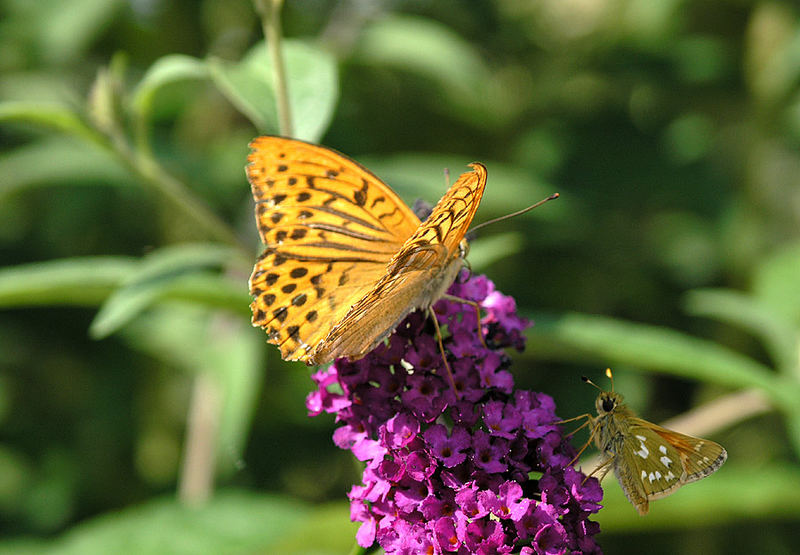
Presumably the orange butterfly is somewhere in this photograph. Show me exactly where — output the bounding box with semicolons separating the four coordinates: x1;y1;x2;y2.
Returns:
247;136;486;365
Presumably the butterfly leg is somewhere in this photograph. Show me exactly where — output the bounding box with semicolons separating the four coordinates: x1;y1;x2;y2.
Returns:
563;415;601;467
584;453;615;485
440;293;487;349
428;307;459;395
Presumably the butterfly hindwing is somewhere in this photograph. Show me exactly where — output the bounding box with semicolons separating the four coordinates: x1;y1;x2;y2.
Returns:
618;422;686;510
250;255;385;360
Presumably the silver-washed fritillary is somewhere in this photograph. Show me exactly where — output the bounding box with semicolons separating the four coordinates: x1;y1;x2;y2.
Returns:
247;136;486;364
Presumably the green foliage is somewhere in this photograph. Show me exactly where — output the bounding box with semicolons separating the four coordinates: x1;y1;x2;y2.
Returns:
1;0;800;553
209;40;338;141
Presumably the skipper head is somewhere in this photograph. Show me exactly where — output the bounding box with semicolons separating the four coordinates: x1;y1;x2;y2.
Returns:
582;369;625;417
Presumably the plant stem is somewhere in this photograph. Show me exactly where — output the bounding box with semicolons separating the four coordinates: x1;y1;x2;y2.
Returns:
103;128;249;256
178;372;222;506
255;0;293;136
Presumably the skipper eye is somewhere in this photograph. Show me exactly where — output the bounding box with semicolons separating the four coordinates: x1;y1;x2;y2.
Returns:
602;397;615;412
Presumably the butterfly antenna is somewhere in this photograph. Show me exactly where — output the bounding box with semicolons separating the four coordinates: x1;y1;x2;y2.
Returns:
605;368;615;391
581;375;604;393
469;193;559;233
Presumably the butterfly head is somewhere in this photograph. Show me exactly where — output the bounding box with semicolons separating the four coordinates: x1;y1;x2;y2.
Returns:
582;369;625;417
595;390;624;417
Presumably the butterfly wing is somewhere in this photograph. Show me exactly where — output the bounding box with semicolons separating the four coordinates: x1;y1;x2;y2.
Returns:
248;136;421;361
309;163;487;363
647;421;727;484
615;418;726;515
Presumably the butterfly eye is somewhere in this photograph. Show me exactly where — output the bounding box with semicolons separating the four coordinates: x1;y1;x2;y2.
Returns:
602;397;615;413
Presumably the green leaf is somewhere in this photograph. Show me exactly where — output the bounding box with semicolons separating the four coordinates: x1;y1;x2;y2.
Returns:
89;243;236;339
469;232;525;271
598;464;800;531
208;40;338;142
523;311;797;409
353;15;491;117
0;138;132;200
0;102;104;146
34;0;124;65
0;257;136;308
157;273;251;317
130;54;209;122
752;241;800;325
8;491;353;555
684;288;799;376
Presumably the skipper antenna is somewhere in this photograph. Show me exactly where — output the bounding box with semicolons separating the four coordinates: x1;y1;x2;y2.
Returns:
605;368;615;391
581;375;604;393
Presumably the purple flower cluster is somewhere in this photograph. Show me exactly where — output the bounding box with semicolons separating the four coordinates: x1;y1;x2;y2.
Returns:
306;273;603;554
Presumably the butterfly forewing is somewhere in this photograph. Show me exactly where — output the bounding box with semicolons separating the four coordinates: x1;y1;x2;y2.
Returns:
248;137;423;360
393;163;487;258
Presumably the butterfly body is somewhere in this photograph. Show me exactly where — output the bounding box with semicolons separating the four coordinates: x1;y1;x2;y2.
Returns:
247;136;486;364
591;389;727;515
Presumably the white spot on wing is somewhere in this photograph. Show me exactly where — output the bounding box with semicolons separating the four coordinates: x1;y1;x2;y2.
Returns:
659;445;667;454
660;456;672;467
641;470;647;481
635;440;650;459
665;471;675;481
635;435;647;442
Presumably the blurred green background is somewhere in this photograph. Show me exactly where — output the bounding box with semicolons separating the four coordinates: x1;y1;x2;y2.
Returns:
2;0;800;553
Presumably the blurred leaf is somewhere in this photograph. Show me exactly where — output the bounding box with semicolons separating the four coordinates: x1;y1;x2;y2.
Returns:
0;257;136;308
35;0;124;65
121;305;221;374
752;241;800;325
523;312;798;409
0;102;104;146
353;15;491;119
0;491;352;555
662;112;714;165
598;464;800;532
0;138;133;201
208;39;339;142
89;243;236;339
469;232;524;271
130;54;210;123
745;3;800;109
158;273;251;316
684;288;799;375
87;64;121;136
